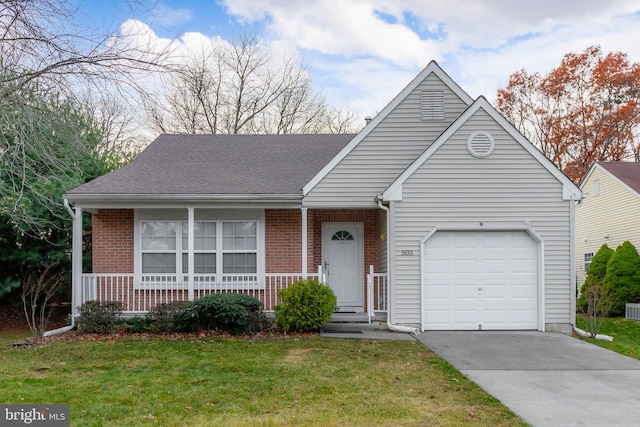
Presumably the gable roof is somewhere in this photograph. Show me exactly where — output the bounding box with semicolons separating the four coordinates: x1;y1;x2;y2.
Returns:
582;161;640;198
302;60;474;196
381;96;582;201
65;134;354;202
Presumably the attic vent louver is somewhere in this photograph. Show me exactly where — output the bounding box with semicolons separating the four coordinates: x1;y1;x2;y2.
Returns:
421;91;444;120
467;131;495;158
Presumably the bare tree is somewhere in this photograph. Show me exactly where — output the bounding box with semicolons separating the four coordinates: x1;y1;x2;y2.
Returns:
0;0;169;96
21;267;68;338
142;34;357;135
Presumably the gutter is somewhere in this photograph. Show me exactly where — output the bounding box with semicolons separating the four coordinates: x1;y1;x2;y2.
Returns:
63;193;304;203
377;199;419;335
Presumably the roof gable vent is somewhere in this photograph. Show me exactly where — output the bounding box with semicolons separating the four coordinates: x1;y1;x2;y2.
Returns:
421;90;444;120
467;131;495;158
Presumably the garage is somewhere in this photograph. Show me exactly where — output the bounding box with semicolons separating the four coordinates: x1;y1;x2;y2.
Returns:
422;230;539;331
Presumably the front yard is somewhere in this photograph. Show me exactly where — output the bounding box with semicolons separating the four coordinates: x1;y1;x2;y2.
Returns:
0;331;526;426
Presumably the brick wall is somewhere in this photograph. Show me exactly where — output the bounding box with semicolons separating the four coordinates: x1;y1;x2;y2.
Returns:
310;209;379;272
265;209;302;273
92;209;134;273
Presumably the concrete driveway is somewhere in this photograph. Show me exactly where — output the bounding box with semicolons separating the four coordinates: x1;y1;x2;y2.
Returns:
416;331;640;427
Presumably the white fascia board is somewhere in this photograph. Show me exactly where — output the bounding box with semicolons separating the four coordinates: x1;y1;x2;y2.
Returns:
302;61;473;196
383;185;403;201
578;162;600;190
381;96;582;201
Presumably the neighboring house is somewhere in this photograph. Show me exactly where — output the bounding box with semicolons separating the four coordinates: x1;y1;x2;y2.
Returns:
64;61;581;333
576;162;640;289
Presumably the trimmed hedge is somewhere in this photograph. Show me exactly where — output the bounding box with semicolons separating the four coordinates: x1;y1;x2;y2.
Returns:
175;293;266;334
76;300;123;333
274;279;336;332
145;300;188;333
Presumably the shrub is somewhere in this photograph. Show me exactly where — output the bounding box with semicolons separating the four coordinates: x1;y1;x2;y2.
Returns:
577;244;614;312
76;300;123;333
123;316;151;333
145;300;188;333
603;241;640;316
175;293;265;334
274;279;336;332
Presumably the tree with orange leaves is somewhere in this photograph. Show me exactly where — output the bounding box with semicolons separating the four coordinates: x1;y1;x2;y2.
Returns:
496;45;640;183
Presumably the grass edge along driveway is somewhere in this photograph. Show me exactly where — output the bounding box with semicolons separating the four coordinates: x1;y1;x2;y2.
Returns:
0;334;526;426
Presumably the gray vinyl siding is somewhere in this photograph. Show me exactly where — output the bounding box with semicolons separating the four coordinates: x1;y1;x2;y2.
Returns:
391;109;572;327
304;73;470;207
576;167;640;287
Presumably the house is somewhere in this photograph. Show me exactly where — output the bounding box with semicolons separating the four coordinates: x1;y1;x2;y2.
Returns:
576;162;640;288
64;61;582;333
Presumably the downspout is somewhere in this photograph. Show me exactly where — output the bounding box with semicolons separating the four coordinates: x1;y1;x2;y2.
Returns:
377;199;419;334
573;326;613;341
45;199;78;336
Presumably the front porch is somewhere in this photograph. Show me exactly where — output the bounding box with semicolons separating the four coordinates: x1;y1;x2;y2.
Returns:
78;267;388;320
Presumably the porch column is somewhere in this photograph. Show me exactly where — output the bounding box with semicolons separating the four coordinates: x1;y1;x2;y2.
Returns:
301;207;308;278
72;206;83;317
187;207;195;301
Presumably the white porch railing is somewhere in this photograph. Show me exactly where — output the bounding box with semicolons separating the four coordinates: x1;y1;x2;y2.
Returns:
79;267;388;316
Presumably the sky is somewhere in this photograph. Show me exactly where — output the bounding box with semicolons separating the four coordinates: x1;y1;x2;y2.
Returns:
79;0;640;119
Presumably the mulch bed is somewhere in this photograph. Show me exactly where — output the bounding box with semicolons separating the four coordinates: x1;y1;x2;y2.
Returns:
1;305;316;348
11;329;317;348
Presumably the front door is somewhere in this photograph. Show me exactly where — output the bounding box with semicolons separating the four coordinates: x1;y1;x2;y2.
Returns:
322;223;364;312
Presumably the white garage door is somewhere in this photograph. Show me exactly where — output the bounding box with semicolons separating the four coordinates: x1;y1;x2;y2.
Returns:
422;231;538;331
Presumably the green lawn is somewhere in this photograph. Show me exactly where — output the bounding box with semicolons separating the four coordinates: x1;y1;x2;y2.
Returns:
576;315;640;360
0;332;526;426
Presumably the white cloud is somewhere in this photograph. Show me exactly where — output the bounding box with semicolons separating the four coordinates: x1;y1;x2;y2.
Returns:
121;1;640;118
244;1;640;111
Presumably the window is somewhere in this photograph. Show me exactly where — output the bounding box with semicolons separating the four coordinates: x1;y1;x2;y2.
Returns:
222;222;257;273
332;230;354;241
141;222;177;274
584;252;594;272
181;222;217;274
593;179;600;197
140;220;257;276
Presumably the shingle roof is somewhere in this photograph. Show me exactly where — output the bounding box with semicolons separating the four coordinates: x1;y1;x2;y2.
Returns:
598;162;640;195
66;134;355;197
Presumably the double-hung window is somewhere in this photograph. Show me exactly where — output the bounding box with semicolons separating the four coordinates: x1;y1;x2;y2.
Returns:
140;220;258;285
141;222;177;274
222;222;257;274
181;222;217;275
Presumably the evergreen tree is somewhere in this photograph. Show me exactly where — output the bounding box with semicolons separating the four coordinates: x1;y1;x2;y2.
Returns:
577;244;614;312
602;241;640;316
0;81;127;305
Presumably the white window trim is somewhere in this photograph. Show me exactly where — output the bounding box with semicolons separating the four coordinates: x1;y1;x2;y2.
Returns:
584;252;595;272
134;209;265;290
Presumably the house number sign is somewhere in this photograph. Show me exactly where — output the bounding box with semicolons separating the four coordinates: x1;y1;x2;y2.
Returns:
401;250;414;256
